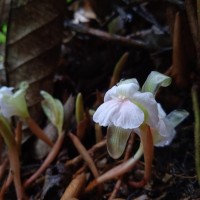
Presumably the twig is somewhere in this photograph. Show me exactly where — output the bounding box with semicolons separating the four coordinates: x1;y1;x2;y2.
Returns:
65;22;147;49
60;172;86;200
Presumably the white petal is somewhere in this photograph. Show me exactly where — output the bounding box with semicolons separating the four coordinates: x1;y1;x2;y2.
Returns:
104;81;140;102
93;99;144;129
0;86;14;95
0;96;19;118
104;86;118;101
116;83;140;99
157;118;175;137
107;126;131;159
115;100;144;129
134;126;176;147
153;128;176;147
117;78;139;87
157;103;166;118
132;92;159;128
93;100;122;127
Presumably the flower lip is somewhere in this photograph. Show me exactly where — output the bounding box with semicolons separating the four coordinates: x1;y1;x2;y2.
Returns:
93;98;145;129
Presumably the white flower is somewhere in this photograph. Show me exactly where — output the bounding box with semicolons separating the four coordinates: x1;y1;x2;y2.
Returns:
93;78;160;159
0;83;30;119
93;79;159;129
93;71;188;159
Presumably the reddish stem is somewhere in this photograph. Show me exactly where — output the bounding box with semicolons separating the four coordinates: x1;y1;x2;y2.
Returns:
129;125;154;188
8;143;24;200
26;117;53;147
23;134;64;188
85;143;143;192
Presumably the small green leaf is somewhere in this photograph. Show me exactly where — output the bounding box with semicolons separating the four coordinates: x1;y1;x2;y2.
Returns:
142;71;171;95
110;52;129;87
75;93;84;124
40;91;64;136
107;126;131;159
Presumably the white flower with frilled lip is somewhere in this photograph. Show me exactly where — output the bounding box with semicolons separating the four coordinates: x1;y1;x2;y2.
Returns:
93;71;188;159
93;78;159;130
93;77;160;159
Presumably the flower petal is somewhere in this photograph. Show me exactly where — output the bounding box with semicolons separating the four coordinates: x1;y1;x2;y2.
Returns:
0;96;19;118
107;126;131;159
153;127;176;147
117;78;139;86
104;81;140;102
116;100;144;129
93;99;144;129
93;100;120;127
0;86;14;95
166;109;189;128
116;83;140;99
134;126;175;147
157;117;175;137
132;92;159;128
0;89;29;119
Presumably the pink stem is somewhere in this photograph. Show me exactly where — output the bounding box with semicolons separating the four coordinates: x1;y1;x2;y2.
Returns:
23;134;64;188
26;117;53;147
129;125;154;187
85;143;143;192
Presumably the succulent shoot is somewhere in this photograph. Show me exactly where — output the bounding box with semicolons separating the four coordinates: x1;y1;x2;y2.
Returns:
40;91;64;136
75;92;84;124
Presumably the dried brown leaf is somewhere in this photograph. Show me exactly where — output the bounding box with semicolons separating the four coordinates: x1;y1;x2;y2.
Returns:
3;0;64;124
